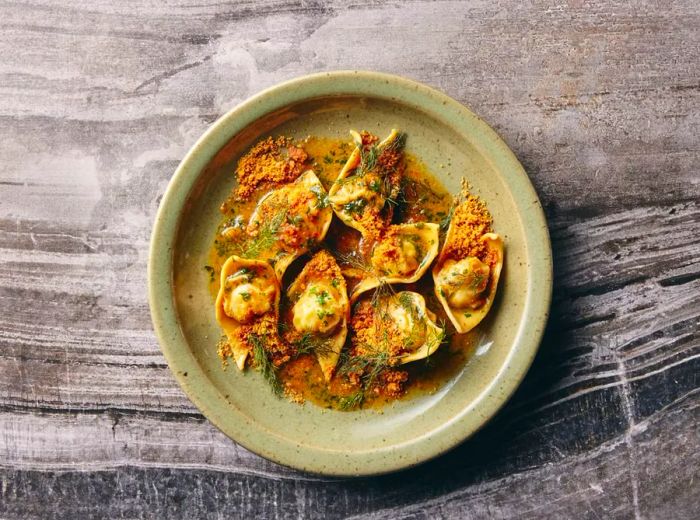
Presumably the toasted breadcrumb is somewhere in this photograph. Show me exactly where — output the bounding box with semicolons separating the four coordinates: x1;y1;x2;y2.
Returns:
443;193;493;263
233;136;308;201
220;314;293;367
350;299;404;358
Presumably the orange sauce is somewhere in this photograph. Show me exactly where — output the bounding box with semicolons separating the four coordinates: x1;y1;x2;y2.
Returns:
207;135;477;410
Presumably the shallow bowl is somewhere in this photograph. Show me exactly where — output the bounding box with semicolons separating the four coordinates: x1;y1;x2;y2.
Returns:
148;71;552;476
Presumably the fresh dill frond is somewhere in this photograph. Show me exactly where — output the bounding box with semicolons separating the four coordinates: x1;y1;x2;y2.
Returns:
385;194;399;207
203;265;216;282
358;145;379;175
338;391;365;411
250;334;283;396
336;345;395;410
424;319;448;368
439;205;455;232
310;184;329;209
369;281;396;315
234;211;286;258
338;349;392;382
384;131;407;153
293;332;336;357
397;292;414;311
333;249;374;274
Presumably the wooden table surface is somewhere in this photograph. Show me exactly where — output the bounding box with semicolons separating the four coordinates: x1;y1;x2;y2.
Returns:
1;1;698;518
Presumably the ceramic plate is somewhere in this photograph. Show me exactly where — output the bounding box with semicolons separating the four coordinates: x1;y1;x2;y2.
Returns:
148;71;552;476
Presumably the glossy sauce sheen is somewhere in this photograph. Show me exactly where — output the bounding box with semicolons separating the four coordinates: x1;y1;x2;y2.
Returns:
208;136;479;410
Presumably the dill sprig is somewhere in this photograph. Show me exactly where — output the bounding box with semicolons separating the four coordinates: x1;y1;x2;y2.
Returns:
439;204;455;232
338;391;365;411
358;144;379;176
384;131;407;153
234;211;286;259
424;319;448;368
370;281;396;315
333;249;374;275
338;349;392;387
293;332;336;357
250;334;283;396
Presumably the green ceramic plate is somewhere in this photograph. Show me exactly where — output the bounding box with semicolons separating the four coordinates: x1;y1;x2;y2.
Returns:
148;71;552;476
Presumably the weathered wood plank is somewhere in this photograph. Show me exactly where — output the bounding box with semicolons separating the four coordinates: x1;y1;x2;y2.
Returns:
0;0;698;518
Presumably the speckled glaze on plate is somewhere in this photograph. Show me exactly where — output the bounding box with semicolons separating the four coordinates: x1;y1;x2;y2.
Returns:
148;71;552;477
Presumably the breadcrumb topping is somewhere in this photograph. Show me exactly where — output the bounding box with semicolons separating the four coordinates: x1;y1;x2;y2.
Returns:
443;194;493;263
233;136;308;200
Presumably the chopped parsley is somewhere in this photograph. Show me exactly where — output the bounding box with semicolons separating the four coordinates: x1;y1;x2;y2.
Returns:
310;184;329;209
233;267;254;282
343;198;368;214
316;309;334;320
203;265;216;282
315;289;331;306
286;213;303;226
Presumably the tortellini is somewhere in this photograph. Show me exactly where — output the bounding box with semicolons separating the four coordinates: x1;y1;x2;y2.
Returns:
286;250;349;381
349;223;440;302
248;170;333;280
351;291;444;364
433;227;504;334
328;129;404;238
215;256;281;370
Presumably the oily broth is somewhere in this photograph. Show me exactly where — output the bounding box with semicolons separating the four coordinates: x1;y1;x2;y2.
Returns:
207;136;477;410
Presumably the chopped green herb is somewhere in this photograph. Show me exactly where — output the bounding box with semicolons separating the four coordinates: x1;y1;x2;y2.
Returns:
310;184;329;209
315;290;331;306
250;335;283;396
233;211;286;259
439;205;455;232
293;332;335;357
233;267;255;282
316;309;334;320
203;265;216;282
470;273;486;289
338;391;364;411
343;198;368;214
323;154;334;164
287;214;303;226
240;291;251;301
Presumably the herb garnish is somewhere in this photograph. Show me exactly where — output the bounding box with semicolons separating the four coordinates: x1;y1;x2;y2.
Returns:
293;332;335;357
233;210;286;258
310;184;329;209
315;289;331;306
439;205;455;232
250;334;283;396
203;265;216;282
343;198;368;214
338;391;365;411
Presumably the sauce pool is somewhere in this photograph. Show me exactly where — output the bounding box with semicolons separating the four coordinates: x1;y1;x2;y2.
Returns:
207;135;479;410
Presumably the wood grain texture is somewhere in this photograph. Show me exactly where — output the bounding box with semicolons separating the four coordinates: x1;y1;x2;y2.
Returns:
1;0;699;518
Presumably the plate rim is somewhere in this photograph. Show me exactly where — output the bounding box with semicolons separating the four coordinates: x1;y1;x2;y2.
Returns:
148;70;553;476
